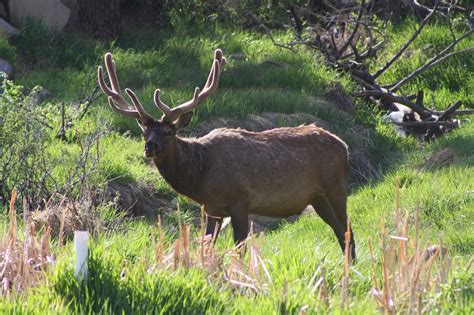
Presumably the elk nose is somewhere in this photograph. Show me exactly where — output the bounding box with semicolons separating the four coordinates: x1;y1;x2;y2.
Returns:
144;142;158;157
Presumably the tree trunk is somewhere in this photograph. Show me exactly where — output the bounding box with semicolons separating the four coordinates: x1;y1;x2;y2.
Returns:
402;0;431;20
390;0;402;24
77;0;120;40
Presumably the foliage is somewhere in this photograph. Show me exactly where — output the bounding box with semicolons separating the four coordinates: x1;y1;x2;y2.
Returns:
0;78;111;209
0;37;16;64
0;11;473;314
0;78;50;205
15;18;105;69
162;0;303;30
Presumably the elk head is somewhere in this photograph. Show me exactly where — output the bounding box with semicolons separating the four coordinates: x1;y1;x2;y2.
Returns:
97;49;226;159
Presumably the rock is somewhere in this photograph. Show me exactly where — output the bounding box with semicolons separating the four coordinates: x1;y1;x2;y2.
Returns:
28;86;53;105
9;0;71;32
0;58;13;77
425;148;459;169
0;18;20;38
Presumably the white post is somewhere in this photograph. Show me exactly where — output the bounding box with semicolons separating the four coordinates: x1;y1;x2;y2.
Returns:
74;231;88;280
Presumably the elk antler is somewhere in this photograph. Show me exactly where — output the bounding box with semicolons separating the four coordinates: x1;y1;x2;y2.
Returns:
98;53;154;124
154;49;226;122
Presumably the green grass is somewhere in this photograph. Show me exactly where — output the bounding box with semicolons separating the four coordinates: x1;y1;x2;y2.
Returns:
1;16;473;314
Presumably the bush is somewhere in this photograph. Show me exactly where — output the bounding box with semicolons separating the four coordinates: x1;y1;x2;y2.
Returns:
15;18;103;69
0;78;109;209
0;78;49;205
165;0;296;31
0;37;16;64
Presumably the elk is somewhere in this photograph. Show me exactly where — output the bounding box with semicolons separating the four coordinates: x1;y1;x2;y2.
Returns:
98;49;356;259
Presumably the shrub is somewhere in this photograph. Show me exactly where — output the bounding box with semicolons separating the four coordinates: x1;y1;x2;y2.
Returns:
0;78;109;209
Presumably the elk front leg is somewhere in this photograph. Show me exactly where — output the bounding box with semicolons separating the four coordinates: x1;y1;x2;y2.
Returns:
205;216;223;242
229;209;249;247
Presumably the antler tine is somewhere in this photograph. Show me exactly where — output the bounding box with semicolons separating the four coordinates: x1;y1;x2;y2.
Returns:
153;89;173;117
159;49;226;122
125;88;154;122
98;52;153;123
158;88;201;122
199;59;223;99
107;96;141;118
107;57;121;93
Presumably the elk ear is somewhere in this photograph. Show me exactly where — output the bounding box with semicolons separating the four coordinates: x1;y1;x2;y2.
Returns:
173;112;193;130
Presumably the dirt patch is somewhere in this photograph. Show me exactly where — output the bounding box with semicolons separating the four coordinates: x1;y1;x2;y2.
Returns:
424;148;460;169
102;181;173;216
29;199;98;240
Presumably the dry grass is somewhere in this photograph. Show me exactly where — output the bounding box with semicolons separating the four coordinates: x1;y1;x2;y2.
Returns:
0;190;56;297
146;185;464;312
149;210;273;295
0;184;468;313
368;184;459;313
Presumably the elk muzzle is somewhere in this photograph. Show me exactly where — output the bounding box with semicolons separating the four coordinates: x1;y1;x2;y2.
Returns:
144;141;159;158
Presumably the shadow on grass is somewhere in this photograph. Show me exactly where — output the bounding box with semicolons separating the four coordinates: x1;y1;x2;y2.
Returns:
53;249;226;314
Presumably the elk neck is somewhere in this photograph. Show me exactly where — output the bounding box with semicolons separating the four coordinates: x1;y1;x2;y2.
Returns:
153;136;207;202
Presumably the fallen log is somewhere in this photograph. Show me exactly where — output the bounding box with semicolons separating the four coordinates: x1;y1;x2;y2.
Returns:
394;121;459;128
432;109;474;116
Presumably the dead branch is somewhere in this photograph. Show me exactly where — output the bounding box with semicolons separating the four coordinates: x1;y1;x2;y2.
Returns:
337;0;366;58
387;30;473;92
432;109;474;116
373;3;438;79
437;100;463;121
351;87;433;119
393;121;459;128
257;1;471;139
246;11;295;51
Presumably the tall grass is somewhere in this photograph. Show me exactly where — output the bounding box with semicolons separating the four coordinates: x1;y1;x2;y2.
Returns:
1;182;471;313
0;191;55;297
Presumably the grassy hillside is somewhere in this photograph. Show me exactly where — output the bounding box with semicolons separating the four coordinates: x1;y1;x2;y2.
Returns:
0;15;473;314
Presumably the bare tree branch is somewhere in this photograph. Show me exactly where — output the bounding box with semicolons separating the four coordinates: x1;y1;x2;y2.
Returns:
393;120;459;128
337;0;365;58
351;82;433;119
438;100;462;121
373;3;438;79
246;11;295;52
387;30;473;92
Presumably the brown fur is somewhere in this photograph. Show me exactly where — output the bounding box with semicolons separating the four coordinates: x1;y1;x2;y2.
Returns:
153;123;355;259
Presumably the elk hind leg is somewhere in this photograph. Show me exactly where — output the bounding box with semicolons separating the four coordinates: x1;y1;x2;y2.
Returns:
311;195;348;256
326;188;356;260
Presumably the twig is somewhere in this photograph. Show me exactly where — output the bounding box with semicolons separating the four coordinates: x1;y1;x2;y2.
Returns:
337;0;365;58
437;100;462;121
246;11;295;51
373;3;438;79
388;30;473;92
432;109;474;116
